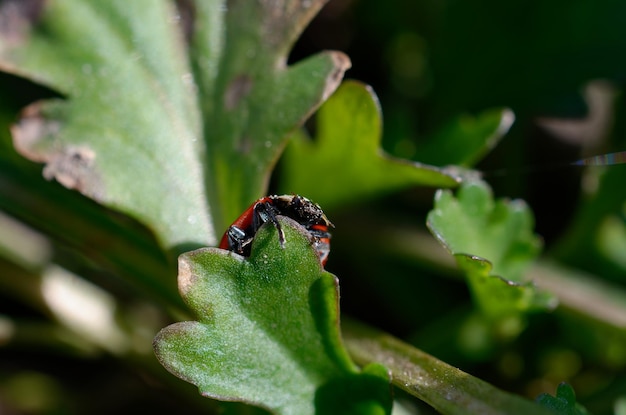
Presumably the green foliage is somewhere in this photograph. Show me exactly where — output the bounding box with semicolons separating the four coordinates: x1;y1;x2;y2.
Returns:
154;218;391;415
536;383;591;415
1;0;626;414
344;320;556;415
416;108;515;167
427;179;555;323
0;0;348;249
281;80;458;209
2;0;212;249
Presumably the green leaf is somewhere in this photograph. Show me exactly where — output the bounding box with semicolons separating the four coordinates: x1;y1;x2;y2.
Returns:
0;0;350;249
153;218;392;415
279;80;458;210
536;382;591;415
416;108;515;167
426;179;554;320
190;1;351;230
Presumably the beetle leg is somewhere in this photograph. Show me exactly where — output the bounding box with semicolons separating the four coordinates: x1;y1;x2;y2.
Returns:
227;225;247;255
254;202;286;248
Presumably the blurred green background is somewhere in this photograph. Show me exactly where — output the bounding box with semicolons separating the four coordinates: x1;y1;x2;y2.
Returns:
2;0;626;414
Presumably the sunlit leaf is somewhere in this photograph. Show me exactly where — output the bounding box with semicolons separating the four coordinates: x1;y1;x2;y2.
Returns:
426;179;555;320
0;0;350;249
280;80;458;210
154;218;392;415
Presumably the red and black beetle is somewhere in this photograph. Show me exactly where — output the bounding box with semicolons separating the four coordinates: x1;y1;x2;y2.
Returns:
219;195;333;266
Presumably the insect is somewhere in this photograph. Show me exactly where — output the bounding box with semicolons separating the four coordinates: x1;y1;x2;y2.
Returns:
219;195;333;266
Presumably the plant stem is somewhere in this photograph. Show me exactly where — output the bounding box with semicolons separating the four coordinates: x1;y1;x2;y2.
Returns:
342;318;555;415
